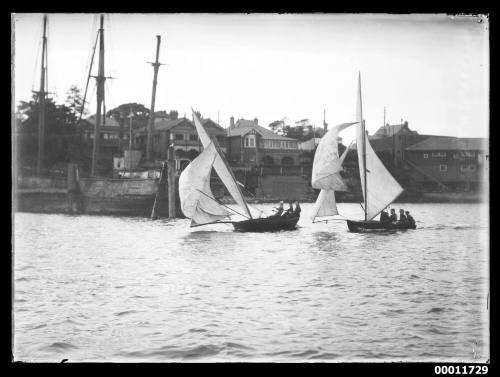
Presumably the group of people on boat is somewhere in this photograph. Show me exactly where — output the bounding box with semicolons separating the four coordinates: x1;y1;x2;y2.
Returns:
270;201;301;219
379;208;416;227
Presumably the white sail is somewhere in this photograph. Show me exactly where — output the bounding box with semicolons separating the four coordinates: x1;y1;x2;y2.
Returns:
178;142;232;226
312;122;357;191
311;189;339;222
192;110;253;219
311;122;357;222
356;73;403;220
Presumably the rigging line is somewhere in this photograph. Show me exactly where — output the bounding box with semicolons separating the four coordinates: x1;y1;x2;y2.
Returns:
78;30;100;125
195;189;251;219
31;27;43;94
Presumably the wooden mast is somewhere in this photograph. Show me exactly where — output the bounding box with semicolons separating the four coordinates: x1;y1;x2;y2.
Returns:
359;72;368;221
91;15;106;177
36;15;47;176
146;35;162;162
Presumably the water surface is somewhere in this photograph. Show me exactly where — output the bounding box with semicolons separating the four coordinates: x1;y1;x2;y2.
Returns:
13;202;489;362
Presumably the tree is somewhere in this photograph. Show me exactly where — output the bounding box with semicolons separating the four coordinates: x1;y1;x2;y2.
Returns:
106;103;150;130
65;85;87;119
16;86;87;171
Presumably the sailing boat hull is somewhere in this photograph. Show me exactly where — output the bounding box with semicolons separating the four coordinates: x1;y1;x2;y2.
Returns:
233;216;300;232
346;220;416;232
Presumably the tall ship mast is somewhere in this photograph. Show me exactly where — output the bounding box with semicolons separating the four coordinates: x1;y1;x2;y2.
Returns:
35;14;48;176
90;15;107;177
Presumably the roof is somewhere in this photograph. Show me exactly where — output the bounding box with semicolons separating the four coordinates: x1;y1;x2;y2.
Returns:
82;114;121;128
201;118;226;136
229;119;297;141
367;134;429;151
136;117;226;136
405;136;489;151
372;123;418;139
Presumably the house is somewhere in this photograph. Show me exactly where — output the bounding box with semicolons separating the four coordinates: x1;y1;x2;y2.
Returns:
226;118;301;167
77;114;125;174
405;136;489;191
134;116;227;171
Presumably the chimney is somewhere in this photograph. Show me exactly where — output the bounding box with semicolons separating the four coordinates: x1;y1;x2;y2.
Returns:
254;117;258;125
230;116;235;129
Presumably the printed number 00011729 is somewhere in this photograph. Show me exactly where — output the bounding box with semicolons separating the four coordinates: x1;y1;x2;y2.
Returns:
435;366;488;375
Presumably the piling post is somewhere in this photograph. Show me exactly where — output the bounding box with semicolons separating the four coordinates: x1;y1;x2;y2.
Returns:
151;161;168;220
167;146;176;218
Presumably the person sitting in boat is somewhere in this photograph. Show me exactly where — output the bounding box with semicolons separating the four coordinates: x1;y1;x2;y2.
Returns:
405;211;415;227
293;201;301;217
398;209;408;224
389;209;398;223
271;201;284;217
379;208;390;223
282;202;294;218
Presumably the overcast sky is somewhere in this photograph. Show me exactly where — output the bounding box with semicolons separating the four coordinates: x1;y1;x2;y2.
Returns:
12;13;489;142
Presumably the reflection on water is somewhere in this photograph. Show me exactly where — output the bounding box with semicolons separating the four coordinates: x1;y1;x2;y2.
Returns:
13;203;489;362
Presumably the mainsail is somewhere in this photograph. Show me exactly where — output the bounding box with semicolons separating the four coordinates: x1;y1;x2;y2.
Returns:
311;122;357;222
178;142;232;227
192;110;253;219
356;73;403;220
312;122;357;191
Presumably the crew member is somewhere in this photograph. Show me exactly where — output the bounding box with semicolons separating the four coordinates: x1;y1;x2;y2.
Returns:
293;201;301;217
272;201;284;217
389;209;397;223
380;208;390;223
282;202;294;218
398;209;407;224
405;211;415;227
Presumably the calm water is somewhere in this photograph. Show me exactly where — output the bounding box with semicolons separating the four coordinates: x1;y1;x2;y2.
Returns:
13;203;489;362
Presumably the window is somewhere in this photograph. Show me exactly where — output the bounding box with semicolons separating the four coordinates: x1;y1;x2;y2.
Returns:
174;134;184;141
432;152;446;157
189;134;198;141
423;153;428;159
439;164;447;172
245;135;255;148
461;151;475;157
184;134;190;141
461;164;477;172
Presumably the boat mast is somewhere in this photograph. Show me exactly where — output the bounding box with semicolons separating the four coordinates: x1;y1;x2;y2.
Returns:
90;15;106;177
359;73;367;221
146;35;163;162
36;14;48;176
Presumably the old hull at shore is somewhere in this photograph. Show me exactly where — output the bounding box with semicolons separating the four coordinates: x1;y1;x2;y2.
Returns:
15;175;180;218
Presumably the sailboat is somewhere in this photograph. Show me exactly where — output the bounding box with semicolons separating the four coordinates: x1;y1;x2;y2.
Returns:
311;73;416;232
178;110;300;232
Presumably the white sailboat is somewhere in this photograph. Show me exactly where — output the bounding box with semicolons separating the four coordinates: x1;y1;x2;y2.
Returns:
347;73;414;231
178;110;301;231
311;73;414;232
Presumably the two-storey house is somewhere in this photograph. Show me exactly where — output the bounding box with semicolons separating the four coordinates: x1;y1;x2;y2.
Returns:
227;118;300;167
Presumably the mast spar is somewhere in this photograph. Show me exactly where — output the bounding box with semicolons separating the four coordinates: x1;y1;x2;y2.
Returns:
90;15;106;177
146;35;163;162
36;14;48;176
358;73;368;221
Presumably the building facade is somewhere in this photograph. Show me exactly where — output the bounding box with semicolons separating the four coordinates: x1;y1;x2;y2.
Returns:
405;136;489;191
134;116;227;171
226;118;301;167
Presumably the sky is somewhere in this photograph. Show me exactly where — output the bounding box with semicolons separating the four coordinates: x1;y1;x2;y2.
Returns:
12;13;489;143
